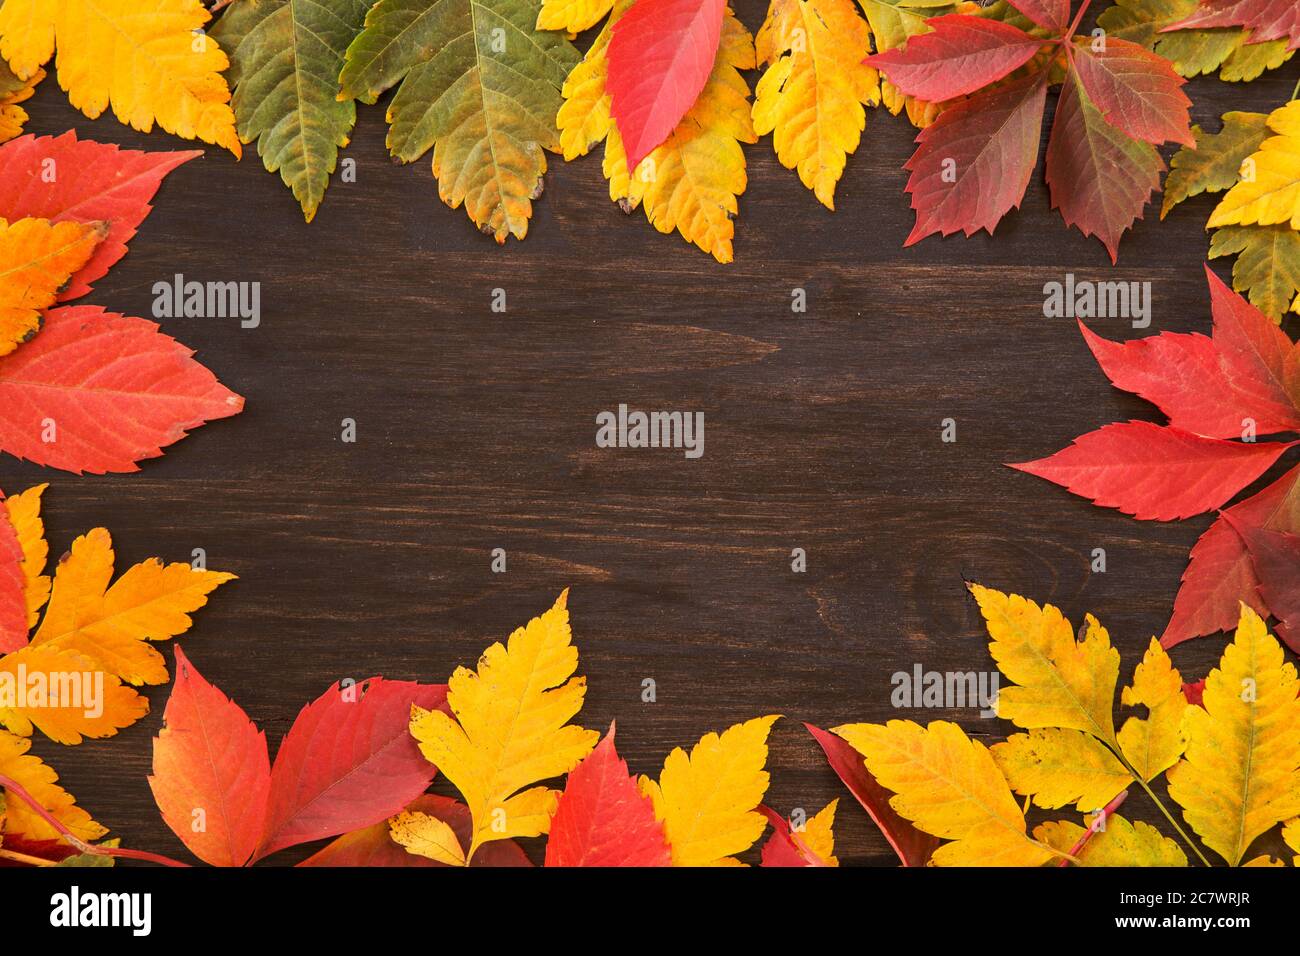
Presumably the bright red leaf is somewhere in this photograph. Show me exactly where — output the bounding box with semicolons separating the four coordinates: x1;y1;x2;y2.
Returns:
1205;267;1300;429
866;16;1045;103
544;724;671;867
0;306;243;474
0;493;26;653
606;0;728;171
1169;0;1300;51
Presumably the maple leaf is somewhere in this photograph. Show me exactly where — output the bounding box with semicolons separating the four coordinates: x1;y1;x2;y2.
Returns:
1035;812;1188;865
1169;0;1300;52
0;729;104;849
752;0;880;209
405;590;597;862
834;719;1055;866
759;801;838;866
1167;605;1300;865
0;217;105;358
212;0;371;223
870;0;1191;259
0;60;39;145
0;0;240;154
639;714;779;866
544;724;672;866
338;0;580;242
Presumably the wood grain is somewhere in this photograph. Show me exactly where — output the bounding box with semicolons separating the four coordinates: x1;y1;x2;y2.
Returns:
4;2;1298;865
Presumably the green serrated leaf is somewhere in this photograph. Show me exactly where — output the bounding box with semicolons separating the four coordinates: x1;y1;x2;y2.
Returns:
1162;111;1269;216
56;839;119;867
339;0;579;242
213;0;372;223
1211;225;1300;321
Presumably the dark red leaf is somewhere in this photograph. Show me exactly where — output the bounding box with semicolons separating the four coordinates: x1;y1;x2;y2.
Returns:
1228;515;1300;653
1008;0;1070;32
1169;0;1300;51
1069;38;1193;147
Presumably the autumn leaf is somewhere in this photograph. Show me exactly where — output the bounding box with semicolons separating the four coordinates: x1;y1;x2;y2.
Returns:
835;719;1055;866
752;0;879;209
1170;0;1300;52
639;714;779;866
544;724;672;867
406;590;597;861
338;0;579;242
0;492;25;654
1167;605;1300;865
0;728;104;850
213;0;371;222
1208;101;1300;232
0;0;239;154
1228;518;1300;652
1035;812;1188;866
0;217;105;357
538;0;616;32
0;60;40;145
1116;638;1189;782
759;801;838;866
993;729;1131;812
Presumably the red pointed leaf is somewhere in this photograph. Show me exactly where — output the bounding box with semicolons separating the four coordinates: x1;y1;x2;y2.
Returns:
148;646;271;867
1183;680;1206;705
1230;517;1300;653
298;795;531;867
867;15;1045;103
0;306;243;474
0;495;26;653
806;723;937;866
1169;0;1300;51
544;724;671;867
254;678;449;861
1011;420;1295;521
0;132;200;301
606;0;728;171
1008;0;1070;31
1070;39;1193;147
903;72;1049;246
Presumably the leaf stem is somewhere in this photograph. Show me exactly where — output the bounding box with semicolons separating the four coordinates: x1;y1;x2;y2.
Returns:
1057;789;1128;866
0;774;190;868
1291;73;1300;102
1106;754;1212;866
1065;0;1094;42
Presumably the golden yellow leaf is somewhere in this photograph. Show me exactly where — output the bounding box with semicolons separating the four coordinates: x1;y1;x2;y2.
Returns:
1167;605;1300;866
555;0;629;162
1117;638;1187;783
835;718;1054;866
1208;101;1300;232
969;584;1120;746
752;0;877;209
993;728;1130;812
4;483;50;630
537;0;614;34
1034;813;1187;866
0;0;240;155
408;590;597;860
0;727;104;844
0;643;150;744
0;217;106;358
639;714;779;867
1243;854;1286;866
389;810;466;866
799;798;838;865
1283;818;1299;865
0;62;40;144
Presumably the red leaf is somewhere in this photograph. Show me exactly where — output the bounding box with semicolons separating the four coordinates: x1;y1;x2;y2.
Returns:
1229;516;1300;653
544;724;671;867
1010;420;1295;521
254;678;449;861
805;723;937;866
0;495;26;653
0;306;243;474
1045;70;1163;263
867;16;1045;103
759;805;833;867
1069;39;1193;147
1183;680;1206;706
1169;0;1300;51
903;72;1049;246
606;0;728;171
1008;0;1070;31
0;132;199;301
299;795;532;868
1162;466;1300;647
148;646;271;867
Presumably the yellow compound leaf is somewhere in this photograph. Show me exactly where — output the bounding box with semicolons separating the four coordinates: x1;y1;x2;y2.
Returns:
1117;638;1187;783
1034;813;1187;866
752;0;878;209
835;718;1054;866
0;643;148;744
0;727;104;844
993;728;1129;812
0;62;41;144
407;590;597;860
1167;605;1300;866
4;484;50;630
639;714;779;867
389;809;466;866
968;584;1120;746
1209;101;1300;232
537;0;614;34
30;528;236;687
0;217;106;358
0;0;240;155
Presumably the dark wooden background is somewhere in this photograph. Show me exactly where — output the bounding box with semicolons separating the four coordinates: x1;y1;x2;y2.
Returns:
6;2;1298;866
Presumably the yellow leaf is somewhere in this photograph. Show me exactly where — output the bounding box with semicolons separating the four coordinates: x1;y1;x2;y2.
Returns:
389;810;466;866
0;0;240;155
1283;818;1299;865
1117;638;1187;783
0;643;149;744
969;584;1120;746
555;0;630;162
30;529;235;687
0;217;106;357
408;590;597;860
0;727;104;844
1167;605;1300;866
4;483;50;629
835;718;1054;866
798;798;838;865
1208;101;1300;231
993;729;1130;812
639;714;779;866
1034;814;1187;866
0;63;41;144
752;0;878;209
537;0;614;34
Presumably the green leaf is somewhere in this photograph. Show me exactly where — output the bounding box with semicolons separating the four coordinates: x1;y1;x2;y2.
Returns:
1162;111;1269;217
339;0;579;242
1210;225;1300;321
